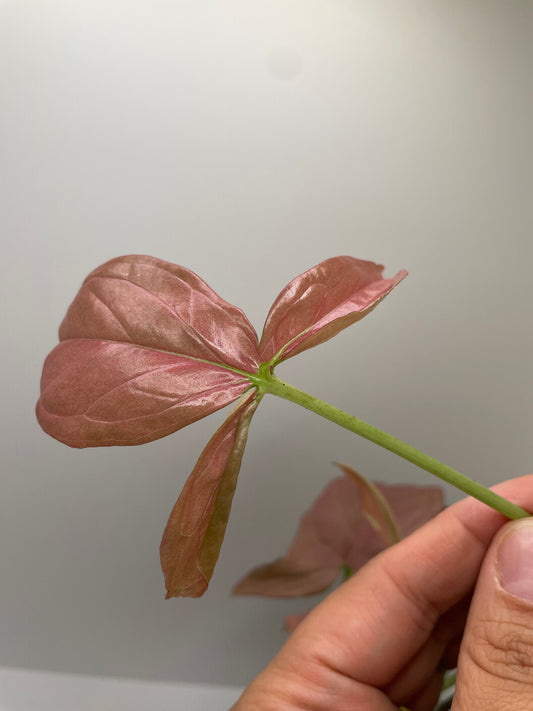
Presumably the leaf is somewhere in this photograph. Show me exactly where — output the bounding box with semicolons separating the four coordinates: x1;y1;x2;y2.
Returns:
334;463;401;545
233;477;363;598
232;557;341;598
59;254;259;373
36;340;251;447
371;480;444;540
258;256;407;363
233;474;443;598
161;394;259;598
36;255;261;447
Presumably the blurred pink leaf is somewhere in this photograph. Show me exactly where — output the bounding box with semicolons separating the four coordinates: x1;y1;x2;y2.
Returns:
161;394;258;598
233;472;443;598
334;463;401;545
259;256;407;363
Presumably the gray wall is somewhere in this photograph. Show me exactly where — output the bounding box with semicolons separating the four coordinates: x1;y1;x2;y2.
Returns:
1;0;531;687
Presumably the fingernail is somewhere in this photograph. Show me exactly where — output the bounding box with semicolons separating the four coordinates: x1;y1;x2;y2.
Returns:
497;519;533;601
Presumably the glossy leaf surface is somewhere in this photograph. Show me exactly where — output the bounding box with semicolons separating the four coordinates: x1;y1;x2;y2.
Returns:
37;340;250;447
233;473;443;598
259;256;407;363
36;254;409;597
59;255;259;371
36;255;259;447
161;394;259;598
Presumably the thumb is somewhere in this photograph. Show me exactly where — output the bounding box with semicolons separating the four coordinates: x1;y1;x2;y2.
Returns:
453;518;533;710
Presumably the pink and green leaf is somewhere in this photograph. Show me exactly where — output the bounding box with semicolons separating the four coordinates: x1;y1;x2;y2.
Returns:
259;256;407;363
160;393;259;598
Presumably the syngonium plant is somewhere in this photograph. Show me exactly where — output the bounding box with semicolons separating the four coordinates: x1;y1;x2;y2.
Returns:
36;254;530;599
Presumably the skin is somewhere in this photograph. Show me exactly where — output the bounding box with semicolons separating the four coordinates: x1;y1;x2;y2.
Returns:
231;475;533;711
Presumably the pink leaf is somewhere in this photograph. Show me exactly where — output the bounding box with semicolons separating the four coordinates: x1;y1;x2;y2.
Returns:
334;463;401;545
233;477;360;598
161;394;259;598
373;480;444;540
59;255;259;372
232;557;340;598
36;255;261;447
36;340;251;447
233;474;443;598
259;256;407;363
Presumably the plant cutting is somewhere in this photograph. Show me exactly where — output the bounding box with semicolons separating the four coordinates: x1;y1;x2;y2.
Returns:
36;254;530;710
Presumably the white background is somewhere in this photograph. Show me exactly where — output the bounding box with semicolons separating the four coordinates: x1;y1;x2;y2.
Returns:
1;0;531;690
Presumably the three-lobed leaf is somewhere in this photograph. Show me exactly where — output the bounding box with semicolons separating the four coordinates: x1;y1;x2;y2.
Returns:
36;254;408;597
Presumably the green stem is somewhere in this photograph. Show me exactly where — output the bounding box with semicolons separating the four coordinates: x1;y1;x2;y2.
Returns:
255;373;529;520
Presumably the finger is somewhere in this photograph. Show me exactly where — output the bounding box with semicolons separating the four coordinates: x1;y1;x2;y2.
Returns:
453;518;533;710
280;475;533;689
405;670;446;711
385;598;468;704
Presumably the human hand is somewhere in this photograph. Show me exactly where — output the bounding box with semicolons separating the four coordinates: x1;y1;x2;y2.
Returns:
231;475;533;710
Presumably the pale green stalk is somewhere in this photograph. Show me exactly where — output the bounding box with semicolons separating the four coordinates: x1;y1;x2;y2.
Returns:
251;370;529;520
